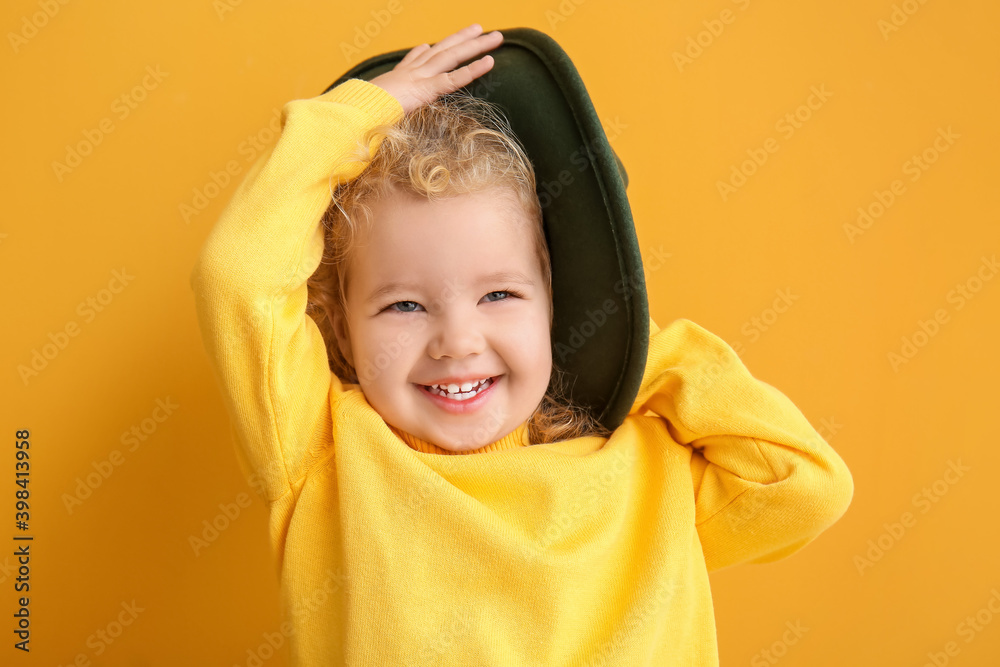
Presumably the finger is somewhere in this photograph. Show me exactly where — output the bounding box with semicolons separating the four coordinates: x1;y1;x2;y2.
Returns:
422;31;501;70
415;26;500;72
428;23;484;54
422;32;502;77
412;23;485;67
437;55;495;96
399;43;430;66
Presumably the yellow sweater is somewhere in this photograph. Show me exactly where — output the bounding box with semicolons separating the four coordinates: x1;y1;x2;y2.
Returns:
190;78;854;666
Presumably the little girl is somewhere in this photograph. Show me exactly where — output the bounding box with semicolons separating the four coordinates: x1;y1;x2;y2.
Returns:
191;23;853;666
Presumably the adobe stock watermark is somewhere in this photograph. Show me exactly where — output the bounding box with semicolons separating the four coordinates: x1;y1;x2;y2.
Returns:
179;106;282;224
521;444;639;564
355;277;464;385
716;84;833;202
853;459;970;575
843;126;959;244
751;620;809;666
416;607;475;660
61;397;179;515
919;587;1000;667
212;0;258;20
465;404;511;449
878;0;933;41
584;580;678;667
729;287;800;356
723;417;844;533
51;65;169;183
234;567;349;667
402;405;508;513
8;0;72;54
680;308;833;424
188;489;254;557
56;600;144;666
286;567;351;630
18;268;136;386
673;0;753;73
887;253;997;372
536;115;629;211
544;0;606;29
182;73;500;225
554;244;671;364
553;297;620;365
339;0;404;61
0;556;15;585
462;65;504;100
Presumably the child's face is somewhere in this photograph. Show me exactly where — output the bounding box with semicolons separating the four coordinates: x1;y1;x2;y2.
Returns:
336;185;553;452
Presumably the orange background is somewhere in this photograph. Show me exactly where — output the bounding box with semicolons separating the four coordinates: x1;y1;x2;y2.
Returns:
3;0;999;665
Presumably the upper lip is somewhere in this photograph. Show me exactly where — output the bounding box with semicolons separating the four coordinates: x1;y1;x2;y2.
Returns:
419;375;499;386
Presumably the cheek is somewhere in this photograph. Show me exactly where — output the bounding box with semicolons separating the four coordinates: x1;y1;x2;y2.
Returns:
508;310;553;370
355;321;422;382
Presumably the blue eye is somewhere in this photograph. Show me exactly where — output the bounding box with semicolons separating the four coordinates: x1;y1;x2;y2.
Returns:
483;290;523;302
483;291;509;302
388;301;423;313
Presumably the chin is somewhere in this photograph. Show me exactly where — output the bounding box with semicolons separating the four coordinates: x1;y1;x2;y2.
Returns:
437;426;500;452
435;433;485;453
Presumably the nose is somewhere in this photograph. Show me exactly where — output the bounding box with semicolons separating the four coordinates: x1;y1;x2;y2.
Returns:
427;310;486;360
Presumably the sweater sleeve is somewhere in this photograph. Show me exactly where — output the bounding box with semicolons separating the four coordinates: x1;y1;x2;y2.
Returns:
189;79;405;504
630;317;854;572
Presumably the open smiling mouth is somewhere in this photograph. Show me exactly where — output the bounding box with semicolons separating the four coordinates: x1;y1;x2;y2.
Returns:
416;376;501;412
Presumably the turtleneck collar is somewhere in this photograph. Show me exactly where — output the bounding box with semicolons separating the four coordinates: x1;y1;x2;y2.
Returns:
389;421;531;455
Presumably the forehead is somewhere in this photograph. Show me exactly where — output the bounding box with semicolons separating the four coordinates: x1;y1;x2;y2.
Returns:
349;186;540;288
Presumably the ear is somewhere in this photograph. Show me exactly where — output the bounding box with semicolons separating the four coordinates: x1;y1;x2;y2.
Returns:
331;310;354;368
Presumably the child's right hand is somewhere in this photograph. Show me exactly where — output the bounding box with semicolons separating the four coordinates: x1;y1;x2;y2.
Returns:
369;23;503;115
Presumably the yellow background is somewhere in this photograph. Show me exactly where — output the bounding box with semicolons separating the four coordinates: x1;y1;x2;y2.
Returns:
3;0;999;664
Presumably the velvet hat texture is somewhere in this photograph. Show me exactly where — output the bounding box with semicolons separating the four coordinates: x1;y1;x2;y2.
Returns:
325;26;649;432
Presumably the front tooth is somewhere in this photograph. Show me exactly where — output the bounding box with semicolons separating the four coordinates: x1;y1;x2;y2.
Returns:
459;382;474;392
446;383;461;393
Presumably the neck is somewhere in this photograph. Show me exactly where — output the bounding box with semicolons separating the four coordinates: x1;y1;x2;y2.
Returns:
390;422;531;455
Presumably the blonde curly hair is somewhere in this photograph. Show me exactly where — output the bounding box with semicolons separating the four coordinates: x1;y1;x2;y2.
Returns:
305;86;611;445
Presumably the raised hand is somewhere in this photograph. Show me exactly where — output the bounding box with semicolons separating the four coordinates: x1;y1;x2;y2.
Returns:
369;23;503;115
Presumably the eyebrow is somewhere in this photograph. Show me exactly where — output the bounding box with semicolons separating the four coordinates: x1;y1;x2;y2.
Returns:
366;271;536;304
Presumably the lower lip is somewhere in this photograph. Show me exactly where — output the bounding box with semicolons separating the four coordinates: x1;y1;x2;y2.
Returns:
416;376;500;414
